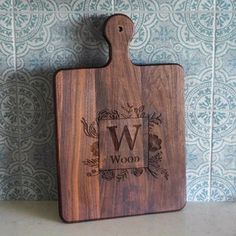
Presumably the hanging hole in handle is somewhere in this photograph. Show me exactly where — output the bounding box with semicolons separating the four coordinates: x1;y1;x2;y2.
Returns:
118;26;123;32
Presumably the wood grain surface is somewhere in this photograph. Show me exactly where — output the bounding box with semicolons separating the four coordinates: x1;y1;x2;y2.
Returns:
55;14;186;223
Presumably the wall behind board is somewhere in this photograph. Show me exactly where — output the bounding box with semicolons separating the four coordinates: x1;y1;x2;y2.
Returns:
0;0;235;201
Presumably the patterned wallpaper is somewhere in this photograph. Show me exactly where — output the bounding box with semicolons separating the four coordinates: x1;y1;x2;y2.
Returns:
0;0;235;201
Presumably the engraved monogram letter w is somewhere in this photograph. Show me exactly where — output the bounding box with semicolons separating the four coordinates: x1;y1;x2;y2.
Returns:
107;125;141;151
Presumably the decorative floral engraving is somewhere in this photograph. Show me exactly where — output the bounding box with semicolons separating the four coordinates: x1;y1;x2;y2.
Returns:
81;104;168;182
81;118;98;139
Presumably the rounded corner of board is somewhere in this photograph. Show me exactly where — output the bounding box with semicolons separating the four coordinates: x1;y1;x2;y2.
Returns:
178;199;187;211
55;70;64;80
59;211;74;224
176;64;185;76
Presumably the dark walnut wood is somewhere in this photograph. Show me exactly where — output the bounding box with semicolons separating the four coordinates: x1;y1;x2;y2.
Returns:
55;14;186;223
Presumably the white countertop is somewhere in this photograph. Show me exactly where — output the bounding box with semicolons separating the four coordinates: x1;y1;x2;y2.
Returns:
0;201;235;236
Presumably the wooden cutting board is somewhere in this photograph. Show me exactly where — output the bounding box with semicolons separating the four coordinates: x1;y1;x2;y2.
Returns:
55;14;186;223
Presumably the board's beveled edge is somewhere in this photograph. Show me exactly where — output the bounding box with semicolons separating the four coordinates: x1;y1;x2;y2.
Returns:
57;202;188;223
54;70;68;223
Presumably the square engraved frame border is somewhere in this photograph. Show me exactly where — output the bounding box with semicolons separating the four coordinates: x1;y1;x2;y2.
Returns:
98;117;150;172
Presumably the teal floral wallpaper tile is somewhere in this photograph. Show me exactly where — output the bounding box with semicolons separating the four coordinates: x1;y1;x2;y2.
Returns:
114;0;159;12
0;0;235;201
13;0;58;11
114;0;217;12
210;5;236;201
0;0;12;11
213;71;236;111
212;111;236;201
0;11;20;200
16;13;109;69
0;161;22;200
216;13;236;57
216;0;236;11
186;110;211;201
0;12;13;54
175;0;216;11
13;0;114;12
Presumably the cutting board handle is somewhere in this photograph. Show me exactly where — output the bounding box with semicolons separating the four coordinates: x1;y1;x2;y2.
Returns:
105;14;134;64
